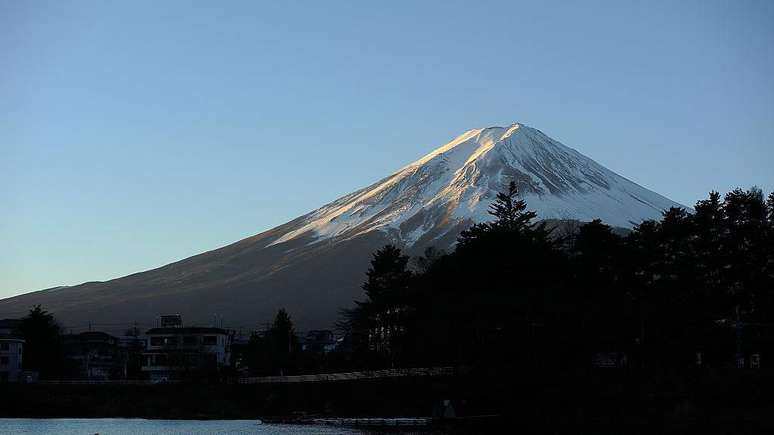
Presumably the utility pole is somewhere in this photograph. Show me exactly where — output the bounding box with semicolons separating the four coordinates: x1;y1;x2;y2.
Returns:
735;304;744;368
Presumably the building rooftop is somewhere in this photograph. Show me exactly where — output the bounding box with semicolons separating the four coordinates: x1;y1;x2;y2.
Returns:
145;327;228;335
0;318;22;330
62;331;118;344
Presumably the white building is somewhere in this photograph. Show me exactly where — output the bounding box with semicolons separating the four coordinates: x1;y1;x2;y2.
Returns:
142;321;232;381
0;319;24;382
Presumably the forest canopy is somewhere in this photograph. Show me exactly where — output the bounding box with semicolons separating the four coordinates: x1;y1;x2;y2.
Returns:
342;184;774;370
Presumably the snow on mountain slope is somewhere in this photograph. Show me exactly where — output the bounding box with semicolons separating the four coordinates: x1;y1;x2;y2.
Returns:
270;123;684;248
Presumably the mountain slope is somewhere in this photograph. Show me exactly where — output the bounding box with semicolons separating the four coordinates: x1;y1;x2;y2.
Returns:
0;123;684;332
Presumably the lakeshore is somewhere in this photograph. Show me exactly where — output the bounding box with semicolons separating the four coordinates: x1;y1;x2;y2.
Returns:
2;369;773;433
0;419;425;435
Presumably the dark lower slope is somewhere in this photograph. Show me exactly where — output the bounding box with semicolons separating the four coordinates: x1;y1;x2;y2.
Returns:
0;216;616;333
0;222;390;333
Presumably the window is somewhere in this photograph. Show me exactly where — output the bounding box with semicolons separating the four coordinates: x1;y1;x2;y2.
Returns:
202;336;217;345
150;336;178;346
0;356;8;366
183;336;198;346
0;343;8;351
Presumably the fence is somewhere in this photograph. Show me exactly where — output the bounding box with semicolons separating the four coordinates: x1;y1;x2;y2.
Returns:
32;367;455;385
238;366;455;384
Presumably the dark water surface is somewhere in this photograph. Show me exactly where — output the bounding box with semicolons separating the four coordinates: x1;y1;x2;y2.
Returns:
0;418;437;435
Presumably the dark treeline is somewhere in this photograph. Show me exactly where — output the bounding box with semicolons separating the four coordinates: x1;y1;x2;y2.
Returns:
239;308;351;376
340;183;774;371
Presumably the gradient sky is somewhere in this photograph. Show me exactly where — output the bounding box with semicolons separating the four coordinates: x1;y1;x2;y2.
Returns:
2;0;773;298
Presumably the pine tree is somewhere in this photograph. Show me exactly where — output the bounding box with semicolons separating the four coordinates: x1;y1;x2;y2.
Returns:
572;219;622;283
19;305;63;379
346;245;412;364
458;181;548;248
689;191;727;315
265;308;298;375
722;188;768;318
767;192;774;226
269;308;297;354
362;245;411;305
488;181;537;231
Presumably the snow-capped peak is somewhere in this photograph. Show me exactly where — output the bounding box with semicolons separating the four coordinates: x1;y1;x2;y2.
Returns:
268;123;684;248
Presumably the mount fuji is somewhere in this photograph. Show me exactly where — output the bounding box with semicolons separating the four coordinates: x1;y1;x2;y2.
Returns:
0;123;684;332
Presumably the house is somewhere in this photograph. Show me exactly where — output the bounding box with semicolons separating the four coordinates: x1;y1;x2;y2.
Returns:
142;316;232;381
301;330;337;353
61;331;125;380
0;319;25;382
118;333;146;379
591;351;628;368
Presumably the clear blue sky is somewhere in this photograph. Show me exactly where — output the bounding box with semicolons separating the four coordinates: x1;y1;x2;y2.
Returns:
2;0;773;298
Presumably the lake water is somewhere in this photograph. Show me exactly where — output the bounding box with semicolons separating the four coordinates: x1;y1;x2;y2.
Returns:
0;419;436;434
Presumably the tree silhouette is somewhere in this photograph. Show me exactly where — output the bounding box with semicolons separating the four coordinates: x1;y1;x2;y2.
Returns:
19;305;63;379
488;181;537;231
268;308;298;375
